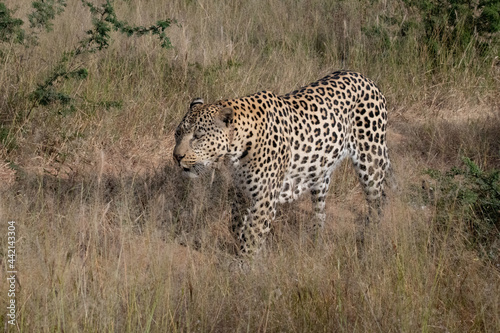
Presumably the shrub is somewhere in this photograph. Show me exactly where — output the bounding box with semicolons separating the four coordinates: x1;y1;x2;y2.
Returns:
404;0;500;60
0;2;25;44
427;157;500;262
29;0;67;33
0;0;174;125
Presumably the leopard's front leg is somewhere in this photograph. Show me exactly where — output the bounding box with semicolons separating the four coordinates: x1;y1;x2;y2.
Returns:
230;188;277;256
234;207;273;255
229;151;287;256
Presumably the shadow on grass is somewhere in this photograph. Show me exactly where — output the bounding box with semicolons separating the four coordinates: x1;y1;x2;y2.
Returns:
7;162;235;251
392;113;500;169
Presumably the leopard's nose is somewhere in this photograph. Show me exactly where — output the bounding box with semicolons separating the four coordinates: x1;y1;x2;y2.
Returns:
173;153;185;165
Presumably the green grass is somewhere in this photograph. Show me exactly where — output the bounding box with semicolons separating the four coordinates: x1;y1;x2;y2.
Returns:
1;0;499;331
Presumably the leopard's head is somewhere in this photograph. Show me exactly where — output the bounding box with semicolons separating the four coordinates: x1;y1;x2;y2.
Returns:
173;98;233;178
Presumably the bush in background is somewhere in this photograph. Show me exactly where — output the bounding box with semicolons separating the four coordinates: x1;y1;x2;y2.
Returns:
427;157;500;263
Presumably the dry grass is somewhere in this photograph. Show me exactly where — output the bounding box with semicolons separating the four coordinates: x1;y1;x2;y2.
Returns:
1;0;499;332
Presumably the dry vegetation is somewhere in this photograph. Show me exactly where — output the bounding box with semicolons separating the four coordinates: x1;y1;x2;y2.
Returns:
1;0;499;331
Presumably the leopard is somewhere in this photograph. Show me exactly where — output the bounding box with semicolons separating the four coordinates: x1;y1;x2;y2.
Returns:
173;70;392;256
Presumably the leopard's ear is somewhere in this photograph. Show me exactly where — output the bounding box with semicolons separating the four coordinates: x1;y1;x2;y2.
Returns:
216;107;233;127
189;98;204;110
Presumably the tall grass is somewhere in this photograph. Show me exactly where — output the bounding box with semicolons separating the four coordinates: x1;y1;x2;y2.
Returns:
1;0;499;331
